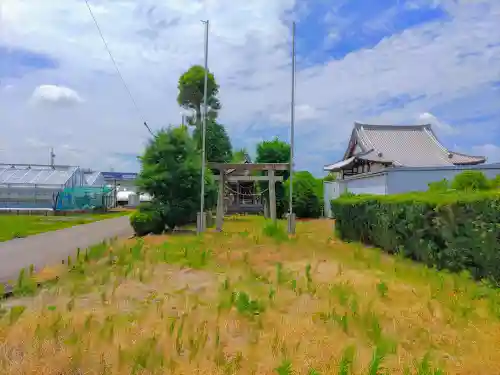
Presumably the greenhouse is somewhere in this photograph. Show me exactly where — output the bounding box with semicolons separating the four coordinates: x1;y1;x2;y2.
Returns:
0;163;104;211
55;186;114;211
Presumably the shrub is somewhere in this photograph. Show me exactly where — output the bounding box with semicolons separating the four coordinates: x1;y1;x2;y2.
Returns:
324;173;337;182
130;204;164;236
427;178;449;192
284;171;322;218
136;126;216;230
331;191;500;284
491;175;500;189
451;170;491;191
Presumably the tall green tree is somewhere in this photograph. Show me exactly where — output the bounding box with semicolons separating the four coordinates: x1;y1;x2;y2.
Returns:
192;120;233;163
177;65;221;126
255;137;291;218
136;126;216;230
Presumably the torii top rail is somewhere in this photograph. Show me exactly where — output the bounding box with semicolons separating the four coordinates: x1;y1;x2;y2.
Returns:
208;163;290;231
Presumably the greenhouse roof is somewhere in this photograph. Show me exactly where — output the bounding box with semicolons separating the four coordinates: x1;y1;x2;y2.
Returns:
0;164;78;186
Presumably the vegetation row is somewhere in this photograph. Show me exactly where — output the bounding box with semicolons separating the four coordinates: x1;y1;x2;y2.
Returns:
332;170;500;284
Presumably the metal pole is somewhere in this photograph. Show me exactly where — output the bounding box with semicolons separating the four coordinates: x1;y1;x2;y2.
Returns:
199;19;209;233
288;21;296;234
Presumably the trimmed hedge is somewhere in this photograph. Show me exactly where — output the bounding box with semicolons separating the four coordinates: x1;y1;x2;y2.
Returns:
130;203;165;236
331;191;500;284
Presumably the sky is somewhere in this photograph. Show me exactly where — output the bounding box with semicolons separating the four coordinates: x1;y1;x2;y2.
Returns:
0;0;499;175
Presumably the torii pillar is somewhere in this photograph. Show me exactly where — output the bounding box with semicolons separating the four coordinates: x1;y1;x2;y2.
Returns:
216;172;225;231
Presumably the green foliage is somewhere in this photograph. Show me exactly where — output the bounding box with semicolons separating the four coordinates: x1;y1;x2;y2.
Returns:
136;126;216;230
255;137;290;218
324;172;337;182
451;170;491;191
193;120;232;163
331;191;500;284
262;221;288;242
427;178;449;192
283;171;322;218
491;175;500;189
232;291;265;318
177;65;220;126
232;148;251;163
130;204;164;236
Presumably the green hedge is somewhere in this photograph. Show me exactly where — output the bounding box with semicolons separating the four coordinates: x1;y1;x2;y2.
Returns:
331;191;500;284
130;203;165;236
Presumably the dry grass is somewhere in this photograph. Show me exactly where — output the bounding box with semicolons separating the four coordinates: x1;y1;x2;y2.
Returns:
1;216;500;374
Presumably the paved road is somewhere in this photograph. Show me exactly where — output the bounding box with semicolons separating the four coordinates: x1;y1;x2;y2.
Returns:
0;215;133;284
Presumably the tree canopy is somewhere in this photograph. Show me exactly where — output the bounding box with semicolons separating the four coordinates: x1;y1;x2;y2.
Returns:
192;120;233;163
177;65;221;127
232;148;251;163
255;137;290;169
136;126;216;230
255;137;291;218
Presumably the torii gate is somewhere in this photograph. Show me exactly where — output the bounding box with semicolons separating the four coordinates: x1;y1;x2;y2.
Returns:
208;162;289;231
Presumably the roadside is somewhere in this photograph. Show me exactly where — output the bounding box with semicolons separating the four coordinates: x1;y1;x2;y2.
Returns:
0;215;132;285
0;211;129;242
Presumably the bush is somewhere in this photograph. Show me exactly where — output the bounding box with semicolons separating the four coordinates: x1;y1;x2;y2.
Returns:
427;178;449;192
130;204;164;236
324;173;337;182
284;171;322;218
491;175;500;189
136;126;216;230
451;170;491;191
331;191;500;284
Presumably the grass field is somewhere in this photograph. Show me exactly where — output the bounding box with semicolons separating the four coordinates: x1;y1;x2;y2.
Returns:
0;216;499;374
0;211;129;242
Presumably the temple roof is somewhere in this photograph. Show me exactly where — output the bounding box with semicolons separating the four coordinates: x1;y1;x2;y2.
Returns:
324;123;486;171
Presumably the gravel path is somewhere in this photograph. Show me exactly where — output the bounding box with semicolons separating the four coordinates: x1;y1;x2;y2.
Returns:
0;215;132;285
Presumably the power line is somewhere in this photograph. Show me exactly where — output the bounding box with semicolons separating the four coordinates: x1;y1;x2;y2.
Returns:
83;0;154;137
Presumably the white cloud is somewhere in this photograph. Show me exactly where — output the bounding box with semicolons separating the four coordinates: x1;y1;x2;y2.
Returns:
0;0;498;174
418;112;456;135
271;104;322;123
31;84;84;107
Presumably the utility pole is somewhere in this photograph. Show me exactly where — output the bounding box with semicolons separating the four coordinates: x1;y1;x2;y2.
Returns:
288;21;296;235
197;19;209;234
50;147;56;167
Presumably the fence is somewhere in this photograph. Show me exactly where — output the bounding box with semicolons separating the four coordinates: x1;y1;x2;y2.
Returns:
55;186;114;211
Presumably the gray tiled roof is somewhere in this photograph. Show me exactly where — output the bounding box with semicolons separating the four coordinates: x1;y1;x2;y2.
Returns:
0;164;77;186
325;123;485;171
353;123;484;166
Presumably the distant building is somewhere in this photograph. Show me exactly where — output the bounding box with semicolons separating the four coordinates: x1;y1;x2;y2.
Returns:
323;123;499;217
0;163;87;210
101;171;151;206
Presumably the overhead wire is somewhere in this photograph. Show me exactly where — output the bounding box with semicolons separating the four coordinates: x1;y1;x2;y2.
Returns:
83;0;154;137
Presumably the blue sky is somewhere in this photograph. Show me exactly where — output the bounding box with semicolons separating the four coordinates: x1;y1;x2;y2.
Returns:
295;0;450;65
0;46;57;78
0;0;499;174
